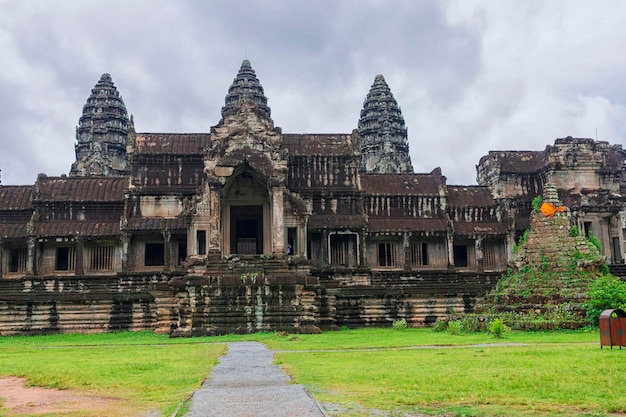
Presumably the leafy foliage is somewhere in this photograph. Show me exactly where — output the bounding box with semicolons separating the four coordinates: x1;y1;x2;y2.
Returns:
392;318;407;331
582;274;626;326
489;318;511;338
531;195;543;212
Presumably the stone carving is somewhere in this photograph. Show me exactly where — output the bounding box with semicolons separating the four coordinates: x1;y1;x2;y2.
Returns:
70;73;130;177
358;74;413;173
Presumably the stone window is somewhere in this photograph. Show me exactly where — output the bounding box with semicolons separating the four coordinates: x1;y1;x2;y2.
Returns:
8;247;27;273
378;242;397;267
482;242;496;268
410;242;429;266
56;246;76;271
89;245;114;272
144;243;164;266
329;233;357;267
287;227;297;255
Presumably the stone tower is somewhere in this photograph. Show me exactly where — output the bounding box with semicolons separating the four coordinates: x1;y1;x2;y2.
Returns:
221;59;271;120
358;74;413;173
70;73;130;177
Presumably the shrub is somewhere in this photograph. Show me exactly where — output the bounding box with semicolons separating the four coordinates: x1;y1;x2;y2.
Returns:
431;319;448;332
569;226;579;237
587;231;602;252
458;315;486;333
583;274;626;326
489;318;510;338
512;229;530;254
392;318;407;331
531;195;543;212
447;320;463;335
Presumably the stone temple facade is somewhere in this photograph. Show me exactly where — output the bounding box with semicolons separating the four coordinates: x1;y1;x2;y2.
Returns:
0;60;625;335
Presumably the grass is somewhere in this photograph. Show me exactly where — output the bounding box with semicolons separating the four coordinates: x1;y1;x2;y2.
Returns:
0;328;622;417
0;332;227;417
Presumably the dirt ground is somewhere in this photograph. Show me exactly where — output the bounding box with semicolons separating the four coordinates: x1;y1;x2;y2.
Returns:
0;376;125;415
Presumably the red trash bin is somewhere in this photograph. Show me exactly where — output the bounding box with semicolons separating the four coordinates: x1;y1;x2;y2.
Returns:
599;308;626;349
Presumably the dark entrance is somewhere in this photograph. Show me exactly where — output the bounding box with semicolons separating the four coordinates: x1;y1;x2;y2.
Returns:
230;205;263;254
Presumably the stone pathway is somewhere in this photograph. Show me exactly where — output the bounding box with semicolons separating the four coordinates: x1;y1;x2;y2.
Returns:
182;342;327;417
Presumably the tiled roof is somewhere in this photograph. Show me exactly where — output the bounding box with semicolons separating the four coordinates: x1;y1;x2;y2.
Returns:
0;223;27;239
134;133;211;155
127;217;187;231
35;177;126;202
36;221;120;237
361;173;442;195
282;134;357;155
447;186;496;207
0;186;33;210
367;217;448;232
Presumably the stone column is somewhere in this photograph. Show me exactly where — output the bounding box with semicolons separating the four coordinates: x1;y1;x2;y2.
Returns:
272;186;285;257
403;232;411;271
446;231;454;268
26;236;36;276
208;184;221;255
163;228;171;272
475;237;483;272
75;237;84;276
121;232;130;270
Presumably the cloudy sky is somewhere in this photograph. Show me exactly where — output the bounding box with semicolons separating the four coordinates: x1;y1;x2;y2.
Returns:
1;0;625;186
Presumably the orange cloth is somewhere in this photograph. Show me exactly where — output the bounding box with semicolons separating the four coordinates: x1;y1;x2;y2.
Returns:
540;202;565;216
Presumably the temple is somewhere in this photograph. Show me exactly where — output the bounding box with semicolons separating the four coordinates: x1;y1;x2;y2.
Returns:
0;60;625;335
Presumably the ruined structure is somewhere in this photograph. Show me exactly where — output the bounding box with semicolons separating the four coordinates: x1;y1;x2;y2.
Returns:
0;60;625;335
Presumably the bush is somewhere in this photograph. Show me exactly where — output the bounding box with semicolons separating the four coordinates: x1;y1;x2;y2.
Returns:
447;320;463;335
489;318;510;338
431;319;448;332
583;274;626;326
531;195;543;212
392;318;407;331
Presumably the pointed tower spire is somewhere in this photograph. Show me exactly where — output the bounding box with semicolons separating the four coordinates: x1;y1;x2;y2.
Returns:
70;73;130;177
221;60;271;119
358;74;413;173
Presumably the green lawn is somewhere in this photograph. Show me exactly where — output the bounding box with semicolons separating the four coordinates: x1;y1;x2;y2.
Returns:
0;329;623;417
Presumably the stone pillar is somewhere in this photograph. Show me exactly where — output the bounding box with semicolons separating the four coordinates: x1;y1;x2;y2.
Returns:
403;232;411;272
475;237;483;272
121;232;130;270
163;228;171;272
272;186;285;257
208;184;221;255
26;236;36;276
446;231;454;267
75;237;84;276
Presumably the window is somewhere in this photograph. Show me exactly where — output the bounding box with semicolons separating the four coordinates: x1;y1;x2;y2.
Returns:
90;245;114;272
8;247;27;273
56;246;76;271
410;242;428;266
378;242;397;267
329;233;357;267
145;243;165;266
482;241;497;268
453;245;468;267
196;230;206;255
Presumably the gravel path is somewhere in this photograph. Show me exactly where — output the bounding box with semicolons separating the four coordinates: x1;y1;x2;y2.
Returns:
182;342;327;417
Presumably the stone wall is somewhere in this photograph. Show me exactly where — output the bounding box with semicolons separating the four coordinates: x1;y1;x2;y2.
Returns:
0;269;500;335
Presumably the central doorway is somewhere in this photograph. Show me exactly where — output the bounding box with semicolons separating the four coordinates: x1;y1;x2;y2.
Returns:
230;205;264;254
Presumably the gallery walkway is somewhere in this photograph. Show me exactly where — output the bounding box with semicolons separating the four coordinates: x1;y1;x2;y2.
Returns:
182;342;327;417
